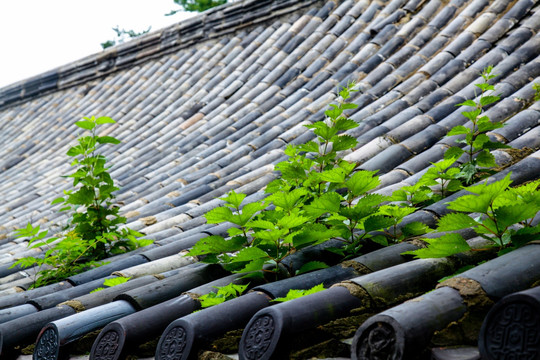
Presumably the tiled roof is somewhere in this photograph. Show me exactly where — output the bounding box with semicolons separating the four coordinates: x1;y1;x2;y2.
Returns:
0;0;539;359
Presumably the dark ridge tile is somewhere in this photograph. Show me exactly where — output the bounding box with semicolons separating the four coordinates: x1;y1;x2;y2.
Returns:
508;126;540;150
251;139;287;159
431;58;467;86
402;79;438;105
455;39;492;65
302;70;333;91
216;144;252;168
509;35;540;63
372;25;399;48
358;1;383;24
352;98;409;125
334;62;361;84
248;126;285;149
313;1;337;21
398;144;447;174
326;52;353;75
260;93;287;112
469;47;507;73
459;0;490;18
479;18;515;44
378;169;411;189
410;26;438;48
496;27;535;54
387;44;417;69
289;129;316;145
355;125;392;148
381;106;424;130
484;96;530;124
495;109;540;142
283;34;307;54
279;88;309;108
331;0;355;19
387;115;435;142
360;144;414;174
379;37;406;59
330;14;356;37
416;88;453;112
370;10;406;35
401;124;448;154
419;51;454;76
357;54;386;75
394;56;428;80
445;31;476;57
502;62;540;92
514;1;535;20
362;62;394;87
369;74;401;97
321;37;348;60
416;0;444;21
302;58;328;78
425;95;467;121
439;16;469;38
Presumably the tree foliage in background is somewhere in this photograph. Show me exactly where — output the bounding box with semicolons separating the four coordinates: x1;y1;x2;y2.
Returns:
167;0;228;15
101;26;152;49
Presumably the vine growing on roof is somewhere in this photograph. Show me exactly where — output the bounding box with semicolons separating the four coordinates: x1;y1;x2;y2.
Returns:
14;116;152;288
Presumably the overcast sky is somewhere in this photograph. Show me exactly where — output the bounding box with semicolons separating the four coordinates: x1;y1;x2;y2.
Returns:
0;1;194;88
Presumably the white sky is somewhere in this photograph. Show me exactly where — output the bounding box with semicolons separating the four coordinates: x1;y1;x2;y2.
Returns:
0;1;194;88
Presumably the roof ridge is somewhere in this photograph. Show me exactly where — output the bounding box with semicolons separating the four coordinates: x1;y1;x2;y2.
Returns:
0;0;324;110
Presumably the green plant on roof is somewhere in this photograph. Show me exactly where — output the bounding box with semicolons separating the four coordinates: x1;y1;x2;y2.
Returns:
444;66;510;185
167;0;227;15
198;282;249;308
534;82;540;102
188;83;426;278
272;283;325;303
13;116;152;288
403;173;540;259
101;26;152;49
90;276;131;293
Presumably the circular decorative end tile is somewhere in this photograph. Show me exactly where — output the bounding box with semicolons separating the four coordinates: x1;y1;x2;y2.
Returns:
156;325;191;360
34;327;59;360
239;313;281;360
92;329;121;360
480;299;540;359
354;322;401;360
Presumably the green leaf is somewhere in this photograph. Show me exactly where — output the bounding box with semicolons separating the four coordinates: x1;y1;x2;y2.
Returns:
448;193;492;213
205;206;234;224
461;109;481;122
363;215;395;233
494;205;540;230
97;136;121;145
480;95;499;107
298;141;319;153
325;104;343;119
457;100;476;107
75;120;96;130
51;197;65;205
437;213;479;232
221;191;246;209
293;223;339;249
272;283;325;303
277;214;309;229
402;222;432;237
306;122;338;141
187;235;245;257
234;247;269;262
402;233;471;259
96;116;116;125
345;170;380;197
476;150;497;168
318;168;347;184
268;188;308;212
332;135;357;151
447;126;470;136
295;261;329;276
444;147;464;160
103;277;131;287
334;118;358;131
66;187;95;205
303;192;342;218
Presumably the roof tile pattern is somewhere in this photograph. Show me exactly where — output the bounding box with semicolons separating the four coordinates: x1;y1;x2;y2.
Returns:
0;0;539;358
